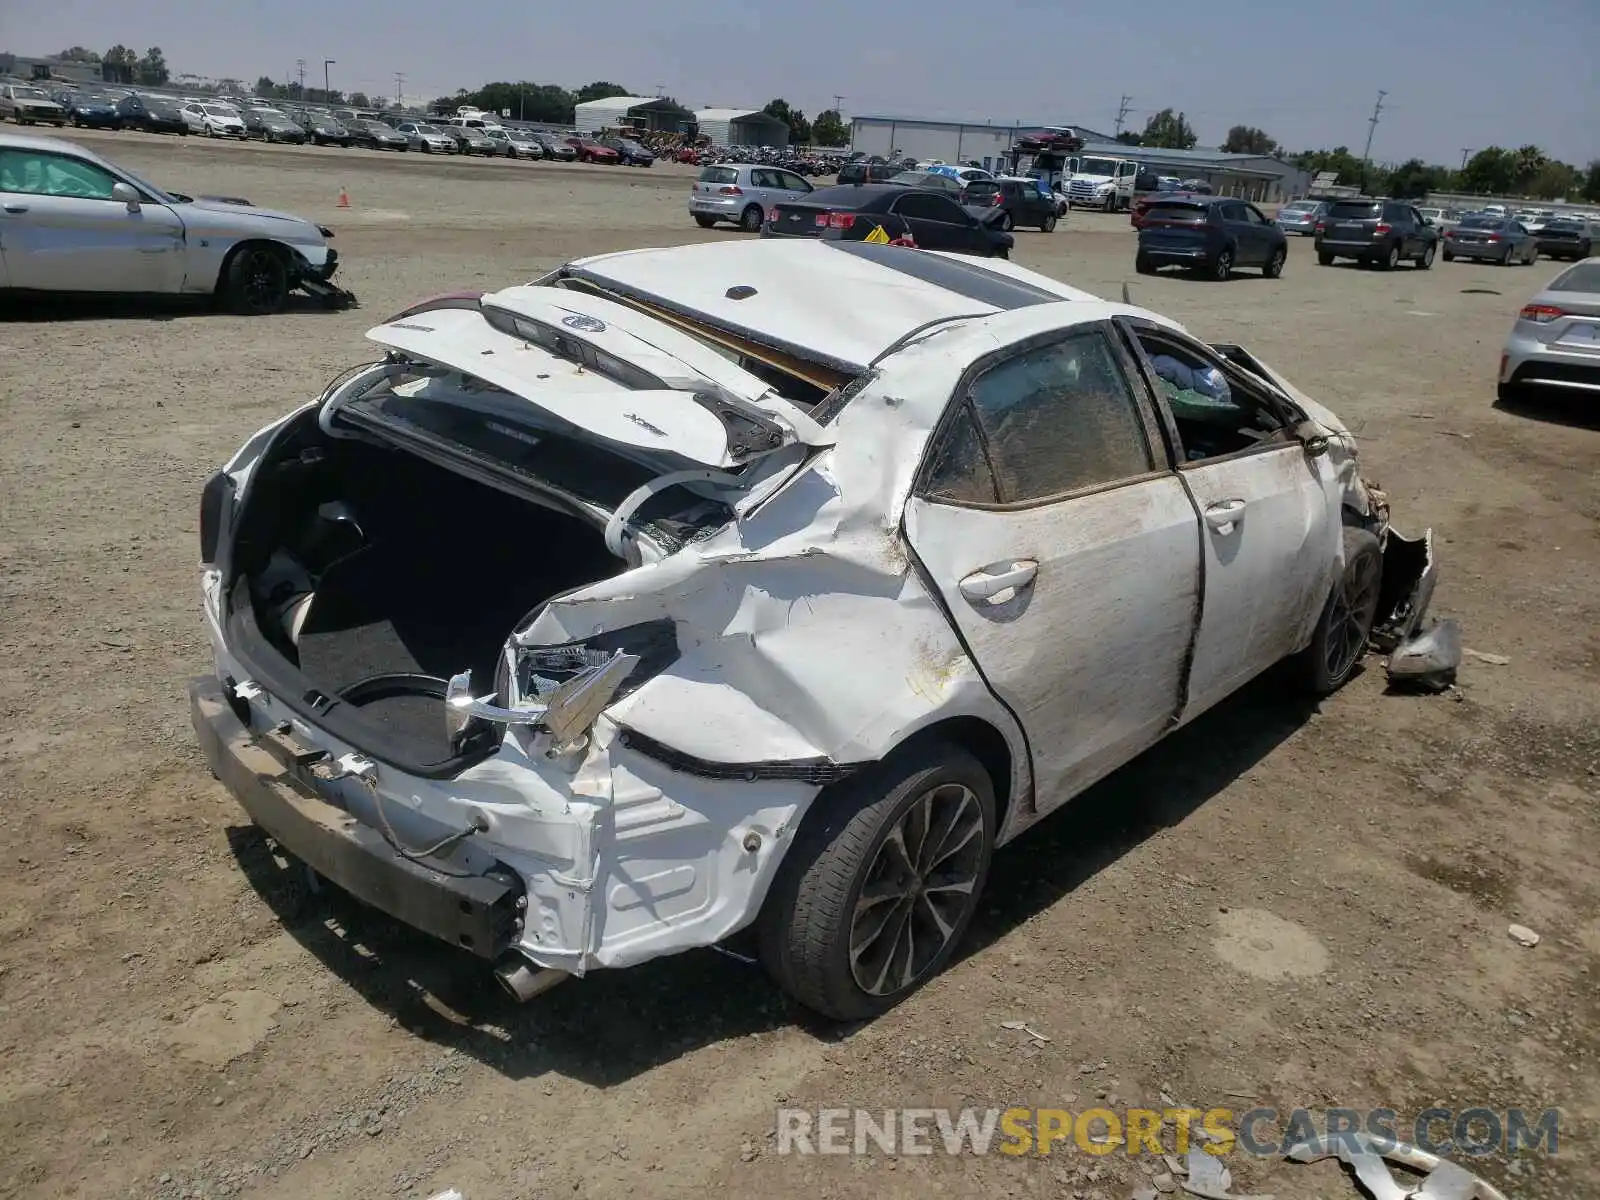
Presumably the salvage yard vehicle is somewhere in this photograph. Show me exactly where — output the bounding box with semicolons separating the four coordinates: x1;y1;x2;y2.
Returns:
1442;214;1538;265
117;93;192;135
1532;216;1593;262
1;83;68;127
1136;195;1288;280
485;128;545;159
394;120;457;154
960;176;1058;232
0;133;348;312
1273;199;1328;236
689;163;814;231
765;184;1014;256
1315;199;1438;270
1498;259;1600;403
189;238;1436;1019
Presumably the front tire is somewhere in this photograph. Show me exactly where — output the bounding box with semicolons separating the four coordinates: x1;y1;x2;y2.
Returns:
1212;247;1234;281
1041;212;1056;232
1294;527;1384;695
221;245;290;316
1263;246;1286;278
1416;242;1435;269
758;744;996;1020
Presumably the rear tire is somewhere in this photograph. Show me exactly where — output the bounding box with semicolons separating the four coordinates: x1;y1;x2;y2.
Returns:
1442;249;1454;262
739;204;763;232
1379;242;1400;270
999;212;1013;232
693;214;717;229
757;744;996;1020
1135;251;1155;275
1318;251;1334;266
1294;527;1384;695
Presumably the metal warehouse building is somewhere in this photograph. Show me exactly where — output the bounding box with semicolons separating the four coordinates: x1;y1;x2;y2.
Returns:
693;107;790;148
849;115;1116;174
849;114;1307;201
573;95;694;135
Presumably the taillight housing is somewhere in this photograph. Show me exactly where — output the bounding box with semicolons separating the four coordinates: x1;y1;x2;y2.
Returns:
1487;234;1501;242
719;185;742;196
1373;223;1392;235
1519;304;1564;324
826;212;855;229
1314;220;1325;233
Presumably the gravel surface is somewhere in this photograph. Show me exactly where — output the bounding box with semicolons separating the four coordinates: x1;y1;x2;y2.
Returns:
0;130;1596;1200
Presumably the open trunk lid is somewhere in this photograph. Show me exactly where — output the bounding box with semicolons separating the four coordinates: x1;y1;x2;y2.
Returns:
363;287;832;470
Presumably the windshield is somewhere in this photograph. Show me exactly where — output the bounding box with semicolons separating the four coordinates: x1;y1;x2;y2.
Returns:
15;87;52;101
1075;157;1122;176
1281;201;1317;213
1459;215;1501;229
1543;219;1581;230
202;105;237;118
1145;202;1208;220
417;124;445;135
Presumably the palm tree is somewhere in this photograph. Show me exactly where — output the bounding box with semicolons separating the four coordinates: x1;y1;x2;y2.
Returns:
1511;145;1547;191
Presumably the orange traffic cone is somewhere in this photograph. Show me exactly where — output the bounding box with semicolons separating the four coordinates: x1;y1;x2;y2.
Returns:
337;187;351;209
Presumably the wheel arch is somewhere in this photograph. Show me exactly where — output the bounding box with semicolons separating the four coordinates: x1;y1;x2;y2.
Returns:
214;238;299;295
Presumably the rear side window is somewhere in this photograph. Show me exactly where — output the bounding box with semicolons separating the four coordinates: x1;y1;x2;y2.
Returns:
1550;261;1600;292
698;166;738;185
837;163;865;183
923;406;999;504
1328;201;1382;219
963;331;1155;502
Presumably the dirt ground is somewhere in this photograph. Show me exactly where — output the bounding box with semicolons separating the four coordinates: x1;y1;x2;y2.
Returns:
1;132;1597;1200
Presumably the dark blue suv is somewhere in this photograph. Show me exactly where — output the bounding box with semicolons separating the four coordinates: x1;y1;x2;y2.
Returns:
1135;195;1288;281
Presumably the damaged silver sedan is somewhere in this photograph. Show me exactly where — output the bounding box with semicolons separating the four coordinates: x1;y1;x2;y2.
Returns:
190;239;1436;1019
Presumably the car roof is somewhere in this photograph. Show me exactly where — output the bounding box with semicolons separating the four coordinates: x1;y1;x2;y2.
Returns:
564;239;1145;375
0;131;102;157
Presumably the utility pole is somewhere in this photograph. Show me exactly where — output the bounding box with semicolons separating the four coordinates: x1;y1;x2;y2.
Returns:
1113;94;1132;136
323;58;336;103
295;58;306;96
393;71;404;107
1459;147;1473;171
1359;89;1386;191
832;93;845;114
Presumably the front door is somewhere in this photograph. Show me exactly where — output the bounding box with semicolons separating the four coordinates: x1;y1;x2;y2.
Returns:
905;321;1202;811
0;146;184;292
1117;320;1340;720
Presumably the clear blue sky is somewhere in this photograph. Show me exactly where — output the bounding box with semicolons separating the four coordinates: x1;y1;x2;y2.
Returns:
10;0;1598;165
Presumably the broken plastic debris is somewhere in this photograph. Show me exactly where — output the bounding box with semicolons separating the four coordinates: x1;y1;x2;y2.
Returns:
1508;923;1540;948
1133;1184;1159;1200
427;1191;464;1200
999;1020;1052;1042
1386;618;1462;693
1185;1148;1229;1192
1463;648;1510;666
1286;1130;1508;1200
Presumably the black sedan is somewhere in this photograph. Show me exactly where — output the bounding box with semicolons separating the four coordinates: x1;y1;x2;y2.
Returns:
764;184;1013;257
600;136;655;167
348;119;409;151
1533;217;1594;262
116;93;189;135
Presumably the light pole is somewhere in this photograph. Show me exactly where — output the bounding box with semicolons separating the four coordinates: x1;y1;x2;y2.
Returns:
323;59;336;102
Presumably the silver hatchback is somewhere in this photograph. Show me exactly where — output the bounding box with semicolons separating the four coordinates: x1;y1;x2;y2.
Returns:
689;164;815;232
1275;199;1327;236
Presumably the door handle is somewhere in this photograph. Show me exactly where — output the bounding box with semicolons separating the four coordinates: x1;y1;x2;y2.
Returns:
958;560;1038;602
2;204;28;214
1204;498;1247;533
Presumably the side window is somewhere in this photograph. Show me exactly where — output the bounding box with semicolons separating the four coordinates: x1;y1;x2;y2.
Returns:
0;149;119;200
923;404;1000;505
965;331;1155;502
1134;331;1287;462
894;192;950;221
1245;205;1269;225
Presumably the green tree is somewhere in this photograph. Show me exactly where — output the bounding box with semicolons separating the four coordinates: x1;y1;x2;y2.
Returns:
1583;160;1600;203
136;47;169;87
1114;130;1142;146
574;81;630;104
348;91;370;108
1139;108;1197;150
1294;146;1365;184
761;99;809;144
812;108;847;146
56;46;100;63
256;76;278;96
1383;158;1451;199
101;45;137;84
1510;145;1547;190
1527;160;1577;200
1458;147;1515;195
1222;125;1278;156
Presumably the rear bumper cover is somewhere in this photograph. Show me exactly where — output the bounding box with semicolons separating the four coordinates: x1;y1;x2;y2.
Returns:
190;675;524;958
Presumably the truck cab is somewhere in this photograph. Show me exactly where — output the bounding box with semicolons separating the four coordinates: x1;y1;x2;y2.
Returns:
1063;155;1141;212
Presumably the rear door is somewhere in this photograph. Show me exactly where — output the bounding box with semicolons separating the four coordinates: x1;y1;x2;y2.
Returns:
0;145;185;292
1218;201;1258;264
891;191;971;250
904;319;1202;810
1117;319;1340;719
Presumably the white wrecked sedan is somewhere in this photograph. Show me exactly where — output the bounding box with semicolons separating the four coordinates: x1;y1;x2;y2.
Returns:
190;239;1436;1018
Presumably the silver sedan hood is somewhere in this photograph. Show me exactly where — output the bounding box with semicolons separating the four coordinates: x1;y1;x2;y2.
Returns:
179;200;325;243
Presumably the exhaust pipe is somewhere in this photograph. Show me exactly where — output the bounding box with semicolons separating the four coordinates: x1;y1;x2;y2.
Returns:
493;954;570;1003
